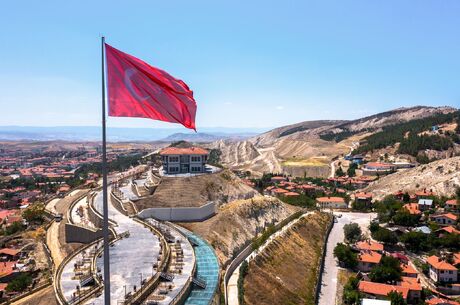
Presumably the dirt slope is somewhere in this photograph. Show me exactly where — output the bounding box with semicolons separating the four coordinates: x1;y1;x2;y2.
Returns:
243;212;332;305
135;169;258;210
365;156;460;200
180;196;299;265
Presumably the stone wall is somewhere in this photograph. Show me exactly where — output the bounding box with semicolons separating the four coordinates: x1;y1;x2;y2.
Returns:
137;201;216;222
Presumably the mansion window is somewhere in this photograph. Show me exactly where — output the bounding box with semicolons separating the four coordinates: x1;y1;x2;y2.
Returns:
169;156;179;162
191;156;201;162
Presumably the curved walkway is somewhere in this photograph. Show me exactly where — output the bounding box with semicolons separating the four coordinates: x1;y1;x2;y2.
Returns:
89;187;161;304
182;230;219;305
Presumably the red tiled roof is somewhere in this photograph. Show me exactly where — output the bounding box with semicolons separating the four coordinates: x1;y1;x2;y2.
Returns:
431;213;458;221
272;188;288;194
426;255;457;271
284;192;300;197
426;298;460;305
358;281;409;299
316;196;345;203
160;147;209;155
0;248;20;256
0;261;16;278
355;192;373;199
404;203;421;215
358;250;382;264
356;240;384;252
438;226;460;235
400;263;418;275
399;276;422;291
446;199;459;206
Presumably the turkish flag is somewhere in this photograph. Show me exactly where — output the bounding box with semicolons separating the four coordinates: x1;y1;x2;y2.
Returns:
105;43;197;130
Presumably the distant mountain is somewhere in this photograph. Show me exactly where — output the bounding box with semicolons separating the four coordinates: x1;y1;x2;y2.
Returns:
162;132;258;142
0;126;268;142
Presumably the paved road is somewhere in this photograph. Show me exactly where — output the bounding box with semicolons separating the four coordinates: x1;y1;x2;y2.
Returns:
318;212;376;305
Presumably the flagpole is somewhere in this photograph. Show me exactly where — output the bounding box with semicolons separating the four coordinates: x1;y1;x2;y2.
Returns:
101;35;111;305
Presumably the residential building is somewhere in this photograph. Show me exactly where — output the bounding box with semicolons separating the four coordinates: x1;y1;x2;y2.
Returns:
316;196;347;209
361;299;390;305
445;199;459;210
426;255;458;283
430;213;458;226
356;240;384;253
358;250;382;272
418;199;433;211
160;147;209;175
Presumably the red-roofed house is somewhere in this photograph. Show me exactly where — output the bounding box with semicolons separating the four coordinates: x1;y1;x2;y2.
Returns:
358;250;382;272
160;147;209;174
430;213;458;226
404;203;422;215
358;281;409;301
445;199;459;210
356;240;384;252
401;263;418;278
426;255;458;283
426;297;460;305
316;196;347;209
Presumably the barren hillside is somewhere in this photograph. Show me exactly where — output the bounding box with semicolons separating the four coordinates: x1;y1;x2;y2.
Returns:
180;196;299;264
243;212;332;305
208;106;458;177
365;156;460;200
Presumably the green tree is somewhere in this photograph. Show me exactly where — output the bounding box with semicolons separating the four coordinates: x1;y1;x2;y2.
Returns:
333;243;358;269
342;276;361;305
392;210;420;227
336;167;345;177
400;231;429;252
372;227;398;245
369;256;402;283
22;203;46;223
344;223;362;243
387;291;407;305
6;273;33;292
347;163;358;177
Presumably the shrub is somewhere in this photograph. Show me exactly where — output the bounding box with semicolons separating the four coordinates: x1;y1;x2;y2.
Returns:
334;243;358;269
369;256;402;283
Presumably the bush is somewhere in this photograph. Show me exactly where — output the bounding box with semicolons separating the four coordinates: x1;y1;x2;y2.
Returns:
334;243;358;269
238;260;249;305
3;221;25;236
344;223;362;243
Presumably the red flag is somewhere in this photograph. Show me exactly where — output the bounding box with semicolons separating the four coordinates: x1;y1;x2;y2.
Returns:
105;43;197;130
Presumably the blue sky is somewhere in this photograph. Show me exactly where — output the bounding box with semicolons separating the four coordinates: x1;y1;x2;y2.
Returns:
0;1;459;130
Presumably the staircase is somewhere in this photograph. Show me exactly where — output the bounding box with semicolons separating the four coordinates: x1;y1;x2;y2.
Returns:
192;277;207;289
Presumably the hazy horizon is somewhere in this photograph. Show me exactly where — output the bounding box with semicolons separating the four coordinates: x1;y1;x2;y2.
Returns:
1;1;460;130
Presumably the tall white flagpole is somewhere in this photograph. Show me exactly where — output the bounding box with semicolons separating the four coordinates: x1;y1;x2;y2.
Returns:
101;35;111;305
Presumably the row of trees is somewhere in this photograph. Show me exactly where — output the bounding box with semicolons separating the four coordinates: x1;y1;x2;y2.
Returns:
352;111;460;156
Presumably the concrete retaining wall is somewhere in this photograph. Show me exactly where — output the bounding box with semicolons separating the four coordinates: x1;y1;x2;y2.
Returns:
65;223;104;244
137;201;216;222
